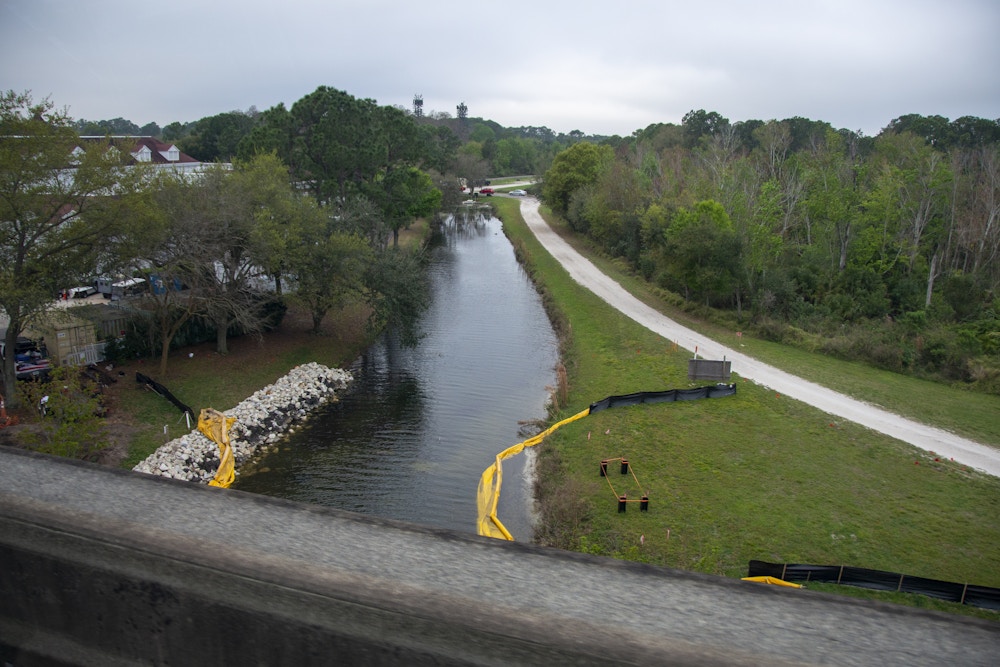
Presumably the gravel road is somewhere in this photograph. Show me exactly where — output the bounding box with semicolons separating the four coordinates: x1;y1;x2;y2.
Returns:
518;197;1000;478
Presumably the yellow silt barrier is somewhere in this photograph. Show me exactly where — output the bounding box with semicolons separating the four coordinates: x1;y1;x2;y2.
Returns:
477;407;591;540
198;408;237;488
741;576;803;588
476;385;738;540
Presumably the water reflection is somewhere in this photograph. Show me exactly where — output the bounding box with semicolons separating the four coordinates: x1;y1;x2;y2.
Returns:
234;213;558;539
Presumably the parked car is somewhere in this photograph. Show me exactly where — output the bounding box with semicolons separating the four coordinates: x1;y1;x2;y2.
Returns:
14;356;51;381
509;189;527;196
69;285;97;298
110;277;147;300
0;334;51;381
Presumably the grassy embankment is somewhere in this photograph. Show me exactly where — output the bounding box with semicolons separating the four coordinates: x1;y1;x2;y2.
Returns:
491;196;1000;620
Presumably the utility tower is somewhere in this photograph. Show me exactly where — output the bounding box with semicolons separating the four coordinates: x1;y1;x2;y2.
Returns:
456;102;468;121
413;94;424;118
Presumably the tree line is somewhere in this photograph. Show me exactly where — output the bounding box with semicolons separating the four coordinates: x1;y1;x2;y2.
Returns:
542;111;1000;392
78;101;601;185
8;85;999;408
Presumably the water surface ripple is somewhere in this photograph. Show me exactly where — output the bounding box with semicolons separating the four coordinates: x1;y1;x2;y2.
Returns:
234;213;559;539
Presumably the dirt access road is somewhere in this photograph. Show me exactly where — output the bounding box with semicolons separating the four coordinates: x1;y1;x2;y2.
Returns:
518;197;1000;478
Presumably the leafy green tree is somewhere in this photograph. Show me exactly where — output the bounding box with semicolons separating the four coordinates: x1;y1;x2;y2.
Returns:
283;87;388;202
75;117;141;135
180;110;258;162
662;200;743;306
454;146;490;191
139;122;162;137
469;123;496;143
0;91;148;406
782;116;834;153
246;154;310;295
418;124;461;174
291;201;372;333
885;114;953;148
681;109;729;149
542;142;613;216
802;129;863;275
202;156;300;355
949;116;1000;149
162;120;193;142
743;179;785;306
137;171;232;375
130;157;294;371
492;137;539;176
369;167;442;246
867;132;951;280
332;194;391;251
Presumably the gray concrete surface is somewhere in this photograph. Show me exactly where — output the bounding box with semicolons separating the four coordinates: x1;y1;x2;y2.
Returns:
1;447;997;665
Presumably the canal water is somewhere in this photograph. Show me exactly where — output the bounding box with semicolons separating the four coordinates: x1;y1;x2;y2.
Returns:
233;211;559;540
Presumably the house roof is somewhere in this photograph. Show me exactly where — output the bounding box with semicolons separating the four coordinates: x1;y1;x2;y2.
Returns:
77;136;200;165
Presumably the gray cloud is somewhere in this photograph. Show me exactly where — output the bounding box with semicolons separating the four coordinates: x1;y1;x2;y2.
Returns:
2;0;997;136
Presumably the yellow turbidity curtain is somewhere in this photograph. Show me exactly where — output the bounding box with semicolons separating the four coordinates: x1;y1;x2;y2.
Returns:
198;408;237;488
477;408;591;540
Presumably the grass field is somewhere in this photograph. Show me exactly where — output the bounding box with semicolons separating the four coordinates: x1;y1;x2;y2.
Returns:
491;197;1000;620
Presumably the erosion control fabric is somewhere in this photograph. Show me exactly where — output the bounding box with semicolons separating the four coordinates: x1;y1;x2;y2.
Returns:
477;384;737;540
748;560;1000;611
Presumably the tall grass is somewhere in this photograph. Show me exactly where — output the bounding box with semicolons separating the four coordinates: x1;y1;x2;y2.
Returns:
493;197;1000;620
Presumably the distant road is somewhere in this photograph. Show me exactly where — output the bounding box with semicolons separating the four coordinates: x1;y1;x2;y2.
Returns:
518;197;1000;478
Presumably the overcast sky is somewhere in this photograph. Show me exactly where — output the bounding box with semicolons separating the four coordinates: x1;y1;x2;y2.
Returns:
2;0;997;137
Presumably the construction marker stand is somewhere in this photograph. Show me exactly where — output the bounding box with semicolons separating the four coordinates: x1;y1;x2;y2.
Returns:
600;457;649;513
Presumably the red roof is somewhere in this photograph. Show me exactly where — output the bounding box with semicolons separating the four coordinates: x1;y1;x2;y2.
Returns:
77;136;200;165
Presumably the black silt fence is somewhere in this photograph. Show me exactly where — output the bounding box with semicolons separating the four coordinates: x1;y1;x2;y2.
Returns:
748;560;1000;611
136;372;194;417
589;384;737;414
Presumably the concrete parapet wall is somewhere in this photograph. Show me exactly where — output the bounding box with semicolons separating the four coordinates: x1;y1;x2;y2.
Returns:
1;447;997;666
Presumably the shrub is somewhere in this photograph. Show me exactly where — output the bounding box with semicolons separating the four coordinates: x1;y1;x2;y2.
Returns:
16;366;107;460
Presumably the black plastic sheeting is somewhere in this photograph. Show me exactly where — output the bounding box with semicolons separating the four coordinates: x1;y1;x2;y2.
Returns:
588;384;737;414
748;560;1000;611
135;372;194;417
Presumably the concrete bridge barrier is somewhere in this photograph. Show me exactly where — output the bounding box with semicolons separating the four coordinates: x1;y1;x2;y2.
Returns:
1;446;997;665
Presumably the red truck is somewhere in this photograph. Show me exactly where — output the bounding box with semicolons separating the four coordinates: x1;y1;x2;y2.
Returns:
479;187;494;196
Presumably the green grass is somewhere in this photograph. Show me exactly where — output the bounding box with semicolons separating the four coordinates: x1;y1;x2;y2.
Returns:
488;175;536;186
567;243;1000;447
492;197;1000;620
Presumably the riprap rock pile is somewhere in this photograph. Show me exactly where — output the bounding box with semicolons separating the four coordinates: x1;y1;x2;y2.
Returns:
132;362;352;483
